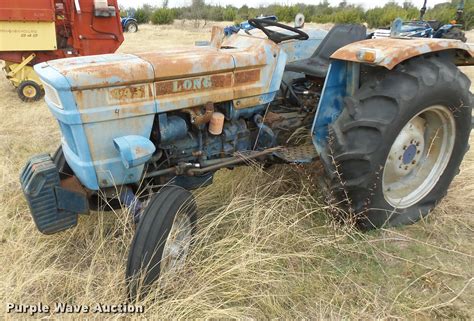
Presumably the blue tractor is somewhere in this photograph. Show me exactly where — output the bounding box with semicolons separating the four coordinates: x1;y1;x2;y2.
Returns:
373;0;467;42
121;10;138;33
20;18;474;298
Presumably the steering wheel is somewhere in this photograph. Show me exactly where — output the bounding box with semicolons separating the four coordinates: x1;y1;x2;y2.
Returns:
247;19;309;43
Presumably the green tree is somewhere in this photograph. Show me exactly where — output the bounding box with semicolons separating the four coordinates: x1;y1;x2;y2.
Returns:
151;8;174;25
333;6;365;24
223;6;237;22
134;7;152;24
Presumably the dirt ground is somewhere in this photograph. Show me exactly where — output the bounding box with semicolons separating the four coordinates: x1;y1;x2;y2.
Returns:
0;23;473;319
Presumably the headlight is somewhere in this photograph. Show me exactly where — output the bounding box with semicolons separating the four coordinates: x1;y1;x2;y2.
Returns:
43;82;63;109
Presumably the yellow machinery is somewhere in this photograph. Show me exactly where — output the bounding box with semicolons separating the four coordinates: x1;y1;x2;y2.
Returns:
0;1;58;101
3;54;45;101
0;0;124;101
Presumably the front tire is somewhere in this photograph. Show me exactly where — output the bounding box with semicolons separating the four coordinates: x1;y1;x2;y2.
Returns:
325;56;471;229
126;186;196;300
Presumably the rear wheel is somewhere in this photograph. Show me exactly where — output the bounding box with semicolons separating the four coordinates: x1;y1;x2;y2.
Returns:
18;80;44;102
324;56;471;229
126;186;196;300
125;21;138;33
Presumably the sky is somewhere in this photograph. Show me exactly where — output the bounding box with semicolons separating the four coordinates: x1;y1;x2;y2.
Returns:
117;0;451;10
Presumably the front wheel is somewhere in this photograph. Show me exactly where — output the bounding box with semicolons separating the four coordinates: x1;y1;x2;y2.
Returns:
126;186;196;300
324;56;471;229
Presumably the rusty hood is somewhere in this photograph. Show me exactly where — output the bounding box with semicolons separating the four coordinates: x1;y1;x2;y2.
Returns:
37;34;279;91
38;49;231;90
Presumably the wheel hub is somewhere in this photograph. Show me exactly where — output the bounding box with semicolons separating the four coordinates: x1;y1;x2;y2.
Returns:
402;144;417;165
385;117;425;178
382;105;455;208
161;211;192;274
23;85;37;98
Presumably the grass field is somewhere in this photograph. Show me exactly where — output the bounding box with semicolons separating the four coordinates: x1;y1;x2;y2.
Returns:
0;22;473;319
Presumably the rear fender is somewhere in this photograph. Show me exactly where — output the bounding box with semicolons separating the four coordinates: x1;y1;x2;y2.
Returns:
121;17;137;27
313;38;473;157
330;37;474;70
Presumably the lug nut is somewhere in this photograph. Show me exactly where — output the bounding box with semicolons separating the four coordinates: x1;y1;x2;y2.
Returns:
412;160;416;164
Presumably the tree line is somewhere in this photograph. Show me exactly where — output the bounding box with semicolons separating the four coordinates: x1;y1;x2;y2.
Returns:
120;0;473;30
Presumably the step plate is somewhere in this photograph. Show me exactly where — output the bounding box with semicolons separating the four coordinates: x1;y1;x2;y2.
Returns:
273;145;318;163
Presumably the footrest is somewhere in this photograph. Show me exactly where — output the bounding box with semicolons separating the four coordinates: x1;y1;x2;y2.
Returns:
20;154;87;234
273;145;318;163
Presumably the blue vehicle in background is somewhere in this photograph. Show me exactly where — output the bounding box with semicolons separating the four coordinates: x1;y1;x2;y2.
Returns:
224;15;278;36
373;0;466;42
121;9;138;33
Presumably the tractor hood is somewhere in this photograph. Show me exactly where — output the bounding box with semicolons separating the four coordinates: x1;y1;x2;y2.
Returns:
37;53;155;90
37;27;326;92
39;48;239;90
33;33;288;190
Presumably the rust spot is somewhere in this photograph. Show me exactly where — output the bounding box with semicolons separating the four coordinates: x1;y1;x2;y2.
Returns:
183;102;214;125
60;176;87;196
234;69;260;84
264;112;285;126
134;146;148;157
137;49;235;80
54;54;154;90
74;90;83;106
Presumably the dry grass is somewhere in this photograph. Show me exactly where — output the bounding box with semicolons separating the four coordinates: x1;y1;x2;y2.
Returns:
0;23;473;319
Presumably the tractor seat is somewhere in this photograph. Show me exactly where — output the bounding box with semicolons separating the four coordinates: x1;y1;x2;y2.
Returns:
285;24;367;78
427;20;441;31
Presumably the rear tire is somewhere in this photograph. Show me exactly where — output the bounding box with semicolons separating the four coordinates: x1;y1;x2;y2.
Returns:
126;186;196;300
324;56;471;229
125;21;138;33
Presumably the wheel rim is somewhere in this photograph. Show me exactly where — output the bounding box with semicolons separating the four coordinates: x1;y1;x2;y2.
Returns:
128;24;137;32
382;105;455;208
23;85;37;98
160;209;192;274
